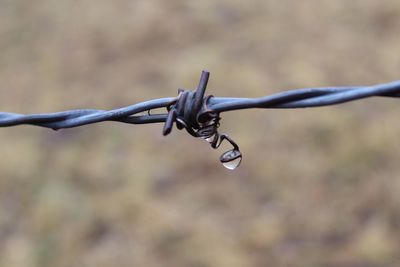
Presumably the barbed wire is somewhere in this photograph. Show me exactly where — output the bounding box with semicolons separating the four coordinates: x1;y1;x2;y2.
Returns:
1;71;400;169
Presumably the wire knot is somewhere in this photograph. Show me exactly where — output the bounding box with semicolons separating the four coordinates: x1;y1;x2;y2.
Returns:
162;70;242;170
162;71;218;137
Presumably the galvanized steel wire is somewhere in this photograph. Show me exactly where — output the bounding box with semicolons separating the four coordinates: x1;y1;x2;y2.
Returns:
1;71;399;168
1;73;399;130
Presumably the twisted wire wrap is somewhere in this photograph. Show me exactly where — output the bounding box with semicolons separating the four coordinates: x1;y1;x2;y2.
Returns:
0;71;400;131
0;98;175;129
162;71;220;137
2;70;399;168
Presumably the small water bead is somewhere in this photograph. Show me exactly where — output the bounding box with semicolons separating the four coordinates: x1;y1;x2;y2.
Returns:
204;134;216;143
222;157;242;170
220;149;242;170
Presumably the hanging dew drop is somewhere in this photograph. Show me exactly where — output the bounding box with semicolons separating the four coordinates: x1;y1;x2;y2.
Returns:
220;149;242;170
205;134;215;143
222;156;242;170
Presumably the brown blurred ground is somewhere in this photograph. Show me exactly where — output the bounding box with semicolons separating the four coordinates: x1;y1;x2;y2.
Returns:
0;1;400;266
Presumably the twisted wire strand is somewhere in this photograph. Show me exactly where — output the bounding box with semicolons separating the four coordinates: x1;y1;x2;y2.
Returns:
1;76;400;130
2;71;399;169
0;98;175;129
209;81;400;112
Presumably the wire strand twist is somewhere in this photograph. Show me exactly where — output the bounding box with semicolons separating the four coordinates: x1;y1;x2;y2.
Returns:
1;70;400;168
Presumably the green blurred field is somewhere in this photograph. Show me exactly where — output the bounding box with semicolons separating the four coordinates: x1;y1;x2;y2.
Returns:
1;1;400;266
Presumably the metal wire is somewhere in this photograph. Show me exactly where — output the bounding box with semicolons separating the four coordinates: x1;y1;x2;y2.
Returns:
1;70;400;168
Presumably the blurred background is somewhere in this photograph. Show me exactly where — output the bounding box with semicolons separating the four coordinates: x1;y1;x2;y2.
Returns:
0;0;400;266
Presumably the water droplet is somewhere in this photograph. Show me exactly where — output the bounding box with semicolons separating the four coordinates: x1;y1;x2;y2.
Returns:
204;134;216;143
220;149;242;170
222;157;242;170
198;125;217;139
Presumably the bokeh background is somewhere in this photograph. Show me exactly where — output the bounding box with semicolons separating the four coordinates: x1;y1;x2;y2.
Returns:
1;1;400;266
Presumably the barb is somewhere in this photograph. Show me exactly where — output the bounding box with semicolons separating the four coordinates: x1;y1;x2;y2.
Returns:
1;70;400;169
